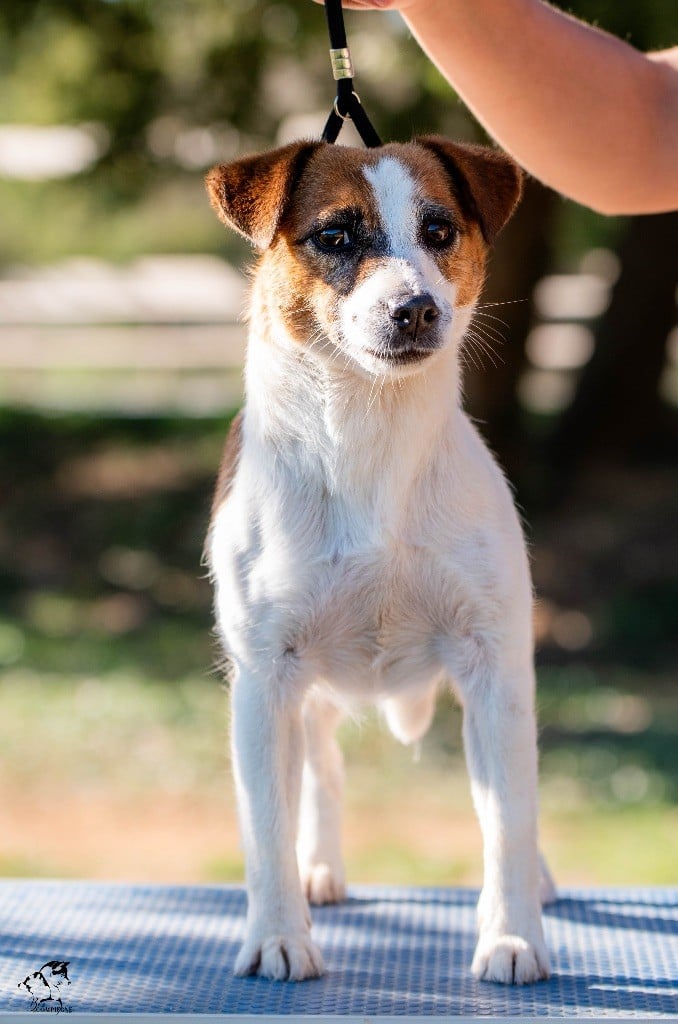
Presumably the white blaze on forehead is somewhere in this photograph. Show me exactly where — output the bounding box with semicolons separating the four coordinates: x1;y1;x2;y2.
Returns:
363;156;420;256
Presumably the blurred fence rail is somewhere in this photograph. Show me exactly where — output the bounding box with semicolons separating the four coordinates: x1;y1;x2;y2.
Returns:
1;249;673;419
0;256;247;415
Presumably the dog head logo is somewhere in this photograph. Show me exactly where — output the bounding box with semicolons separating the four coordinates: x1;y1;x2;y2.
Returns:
206;138;522;380
19;961;71;1006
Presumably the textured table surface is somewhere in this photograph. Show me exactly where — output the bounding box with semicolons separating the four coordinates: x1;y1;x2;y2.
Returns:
0;882;676;1018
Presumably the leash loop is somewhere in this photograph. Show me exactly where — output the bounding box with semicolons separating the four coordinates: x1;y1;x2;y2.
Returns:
334;92;360;120
320;0;382;148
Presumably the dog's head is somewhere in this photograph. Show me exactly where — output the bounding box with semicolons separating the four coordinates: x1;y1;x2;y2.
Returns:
207;138;522;378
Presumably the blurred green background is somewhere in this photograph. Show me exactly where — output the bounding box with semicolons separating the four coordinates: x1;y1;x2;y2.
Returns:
0;0;676;886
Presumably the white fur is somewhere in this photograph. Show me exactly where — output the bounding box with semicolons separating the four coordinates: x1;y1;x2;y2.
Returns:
210;155;552;984
364;156;419;256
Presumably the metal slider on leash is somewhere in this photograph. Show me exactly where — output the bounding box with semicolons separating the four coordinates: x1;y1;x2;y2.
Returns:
321;0;382;147
329;47;363;122
330;46;354;81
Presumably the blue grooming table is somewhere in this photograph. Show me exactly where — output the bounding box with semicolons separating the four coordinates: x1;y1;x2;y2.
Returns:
0;882;675;1019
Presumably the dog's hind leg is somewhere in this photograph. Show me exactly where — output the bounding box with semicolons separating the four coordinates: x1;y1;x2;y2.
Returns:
296;691;347;906
539;851;558;905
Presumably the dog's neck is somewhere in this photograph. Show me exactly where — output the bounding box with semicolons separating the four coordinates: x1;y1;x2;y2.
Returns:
243;281;467;506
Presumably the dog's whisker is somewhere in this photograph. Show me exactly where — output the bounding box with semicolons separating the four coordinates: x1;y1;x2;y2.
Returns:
472;311;511;333
378;374;388;408
461;334;484;372
466;327;505;370
476;298;527;310
470;325;505;352
466;328;503;370
365;372;380;421
471;322;507;351
471;313;507;339
469;325;507;361
469;335;501;369
469;316;508;353
464;336;489;371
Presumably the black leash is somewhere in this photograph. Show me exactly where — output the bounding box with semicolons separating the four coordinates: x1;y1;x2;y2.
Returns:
320;0;382;147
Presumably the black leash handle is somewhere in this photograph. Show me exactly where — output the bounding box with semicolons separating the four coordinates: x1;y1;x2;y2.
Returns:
320;0;382;147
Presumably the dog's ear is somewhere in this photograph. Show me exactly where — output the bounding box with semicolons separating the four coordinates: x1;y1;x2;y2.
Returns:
206;140;321;250
415;136;523;244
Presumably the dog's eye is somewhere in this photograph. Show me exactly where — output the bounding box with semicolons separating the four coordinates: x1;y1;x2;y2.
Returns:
313;226;354;251
423;218;455;248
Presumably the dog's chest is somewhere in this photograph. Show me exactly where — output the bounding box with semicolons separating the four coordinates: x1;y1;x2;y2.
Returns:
305;541;437;693
288;503;498;697
212;430;514;696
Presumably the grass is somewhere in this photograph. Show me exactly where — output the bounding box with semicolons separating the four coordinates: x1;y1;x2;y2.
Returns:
0;409;675;886
0;652;675;885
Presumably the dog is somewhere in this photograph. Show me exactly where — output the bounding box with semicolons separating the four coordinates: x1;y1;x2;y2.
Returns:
205;136;555;984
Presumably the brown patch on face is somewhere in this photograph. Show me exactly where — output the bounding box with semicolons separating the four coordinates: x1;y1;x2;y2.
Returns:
381;142;493;308
261;146;392;345
440;220;488;308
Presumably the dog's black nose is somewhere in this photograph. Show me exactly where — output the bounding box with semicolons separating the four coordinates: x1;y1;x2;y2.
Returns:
388;294;440;337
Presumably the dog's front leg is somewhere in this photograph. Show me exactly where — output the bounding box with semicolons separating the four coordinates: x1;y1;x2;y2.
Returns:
230;666;324;981
461;669;550;984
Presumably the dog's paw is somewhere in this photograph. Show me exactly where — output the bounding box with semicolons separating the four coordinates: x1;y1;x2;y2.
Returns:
234;928;325;981
300;861;346;906
472;934;550;985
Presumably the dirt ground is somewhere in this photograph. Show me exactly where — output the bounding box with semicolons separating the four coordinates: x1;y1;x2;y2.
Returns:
2;782;482;884
4;780;676;888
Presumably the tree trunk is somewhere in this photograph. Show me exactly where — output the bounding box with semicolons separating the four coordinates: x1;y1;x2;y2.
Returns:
550;211;678;477
464;179;557;476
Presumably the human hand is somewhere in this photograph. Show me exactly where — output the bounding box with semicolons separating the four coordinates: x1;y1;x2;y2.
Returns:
312;0;422;11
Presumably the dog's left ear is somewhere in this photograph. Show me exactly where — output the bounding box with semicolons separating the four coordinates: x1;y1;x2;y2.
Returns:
416;136;523;244
206;140;321;250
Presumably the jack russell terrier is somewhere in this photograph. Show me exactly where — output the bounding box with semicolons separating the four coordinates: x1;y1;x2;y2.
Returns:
206;136;555;985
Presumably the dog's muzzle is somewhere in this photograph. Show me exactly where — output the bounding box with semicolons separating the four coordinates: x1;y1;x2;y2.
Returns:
370;292;442;364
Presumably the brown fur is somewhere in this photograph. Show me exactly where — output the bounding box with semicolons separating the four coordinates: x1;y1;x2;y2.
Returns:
415;137;524;244
211;410;243;519
206;141;319;249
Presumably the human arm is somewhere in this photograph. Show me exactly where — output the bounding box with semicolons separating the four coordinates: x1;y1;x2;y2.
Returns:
331;0;678;215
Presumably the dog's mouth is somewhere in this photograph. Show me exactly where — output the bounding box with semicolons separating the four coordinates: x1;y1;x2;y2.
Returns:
365;345;438;366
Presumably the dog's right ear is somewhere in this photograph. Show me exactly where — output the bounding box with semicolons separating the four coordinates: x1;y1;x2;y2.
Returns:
206;140;321;250
416;136;523;244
